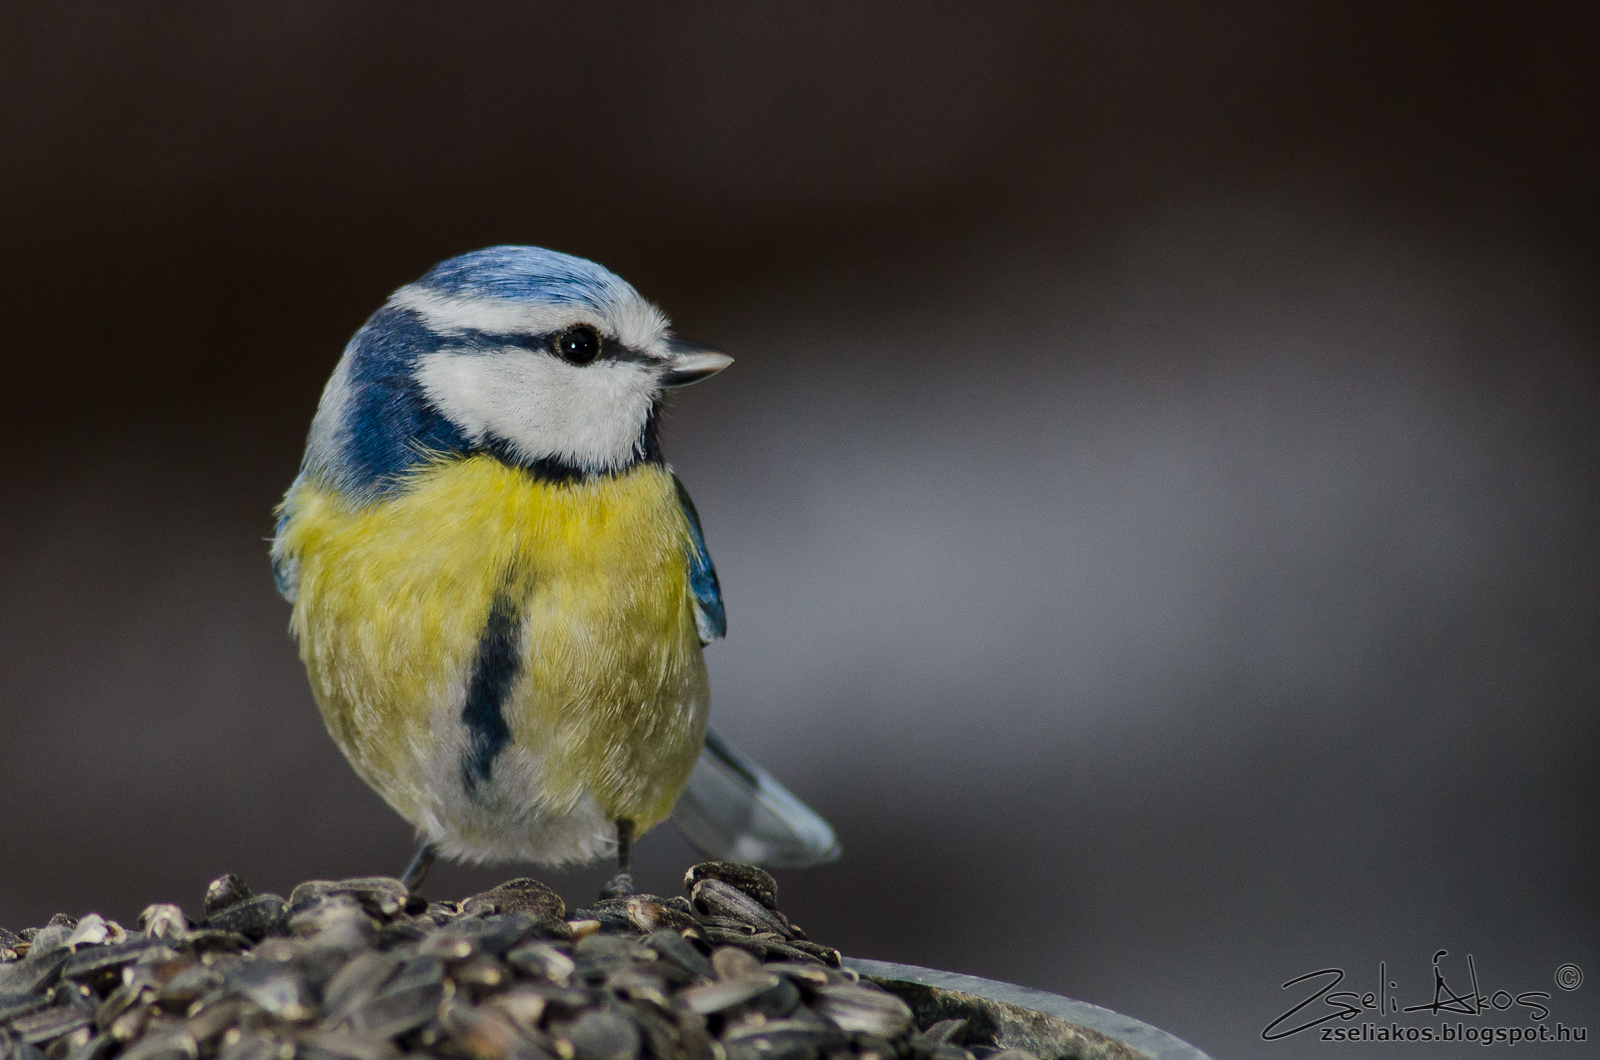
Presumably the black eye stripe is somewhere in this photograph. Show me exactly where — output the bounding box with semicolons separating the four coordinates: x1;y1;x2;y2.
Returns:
456;327;655;364
547;333;655;365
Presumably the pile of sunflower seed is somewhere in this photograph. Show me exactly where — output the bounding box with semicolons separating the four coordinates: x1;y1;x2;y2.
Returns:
1;864;1035;1060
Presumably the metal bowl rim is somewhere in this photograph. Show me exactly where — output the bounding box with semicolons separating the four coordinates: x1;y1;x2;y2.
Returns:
842;957;1213;1060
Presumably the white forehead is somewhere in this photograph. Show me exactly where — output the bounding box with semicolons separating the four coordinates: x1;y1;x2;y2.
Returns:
387;284;671;356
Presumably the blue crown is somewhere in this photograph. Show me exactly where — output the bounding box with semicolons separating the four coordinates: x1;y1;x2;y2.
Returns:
414;245;636;309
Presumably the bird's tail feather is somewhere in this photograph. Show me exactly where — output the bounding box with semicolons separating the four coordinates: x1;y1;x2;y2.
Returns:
670;727;841;868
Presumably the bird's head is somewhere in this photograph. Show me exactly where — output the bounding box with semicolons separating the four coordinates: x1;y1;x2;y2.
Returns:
303;246;731;495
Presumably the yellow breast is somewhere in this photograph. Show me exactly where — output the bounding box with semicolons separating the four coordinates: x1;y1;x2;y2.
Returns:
275;455;709;857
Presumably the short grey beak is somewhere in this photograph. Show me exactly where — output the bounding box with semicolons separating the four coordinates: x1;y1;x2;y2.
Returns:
661;338;733;387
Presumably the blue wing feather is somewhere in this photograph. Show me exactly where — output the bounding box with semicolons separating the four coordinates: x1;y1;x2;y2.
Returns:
673;475;726;643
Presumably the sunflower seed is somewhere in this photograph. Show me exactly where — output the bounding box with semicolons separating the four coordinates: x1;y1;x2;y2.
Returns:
761;964;831;989
153;966;222;1012
0;993;50;1023
774;941;840;968
603;970;669;1009
293;1028;399;1060
485;990;547;1032
571;937;646;985
911;1019;967;1047
559;1009;638;1060
721;1017;845;1060
505;943;575;985
94;983;144;1032
814;984;913;1038
710;948;761;982
61;939;171;985
383;955;445;995
7;1005;94;1045
0;950;69;997
321;952;402;1021
59;1033;113;1060
915;1044;974;1060
216;1032;294;1060
680;974;781;1015
461;915;552;956
623;900;698;936
695;918;755;936
566;904;634;937
179;932;249;959
440;1002;553;1060
425;902;464;925
227;965;310;1022
288;898;376;953
117;1032;198;1060
451;955;508;991
461;881;565;922
202;878;253;919
641;931;711;984
518;985;592;1019
683;865;779;914
690;883;790;940
700;931;767;959
179;999;246;1045
288;880;410;922
346;980;446;1039
108;1002;152;1042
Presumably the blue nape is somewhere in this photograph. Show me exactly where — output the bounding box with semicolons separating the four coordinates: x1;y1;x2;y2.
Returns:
335;305;472;492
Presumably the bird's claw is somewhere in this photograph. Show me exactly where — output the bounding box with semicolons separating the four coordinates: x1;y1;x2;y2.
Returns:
599;872;635;900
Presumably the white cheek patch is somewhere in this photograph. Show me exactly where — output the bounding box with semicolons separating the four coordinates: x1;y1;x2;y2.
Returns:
414;349;657;472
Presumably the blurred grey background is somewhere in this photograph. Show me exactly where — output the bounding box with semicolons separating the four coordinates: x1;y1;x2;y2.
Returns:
2;3;1598;1057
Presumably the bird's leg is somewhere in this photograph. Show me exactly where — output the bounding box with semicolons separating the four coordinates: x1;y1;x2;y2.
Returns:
400;842;437;893
600;818;636;899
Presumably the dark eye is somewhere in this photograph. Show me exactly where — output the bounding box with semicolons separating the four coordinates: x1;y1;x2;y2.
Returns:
555;325;601;365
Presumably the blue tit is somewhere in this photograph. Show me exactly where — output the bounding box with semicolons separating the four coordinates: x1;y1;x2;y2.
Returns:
270;246;838;893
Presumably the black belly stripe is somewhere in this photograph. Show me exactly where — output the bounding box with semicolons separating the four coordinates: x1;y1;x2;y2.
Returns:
459;585;523;796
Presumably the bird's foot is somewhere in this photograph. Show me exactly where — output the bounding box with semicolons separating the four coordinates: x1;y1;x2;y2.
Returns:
400;842;437;893
599;872;635;901
600;817;636;900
